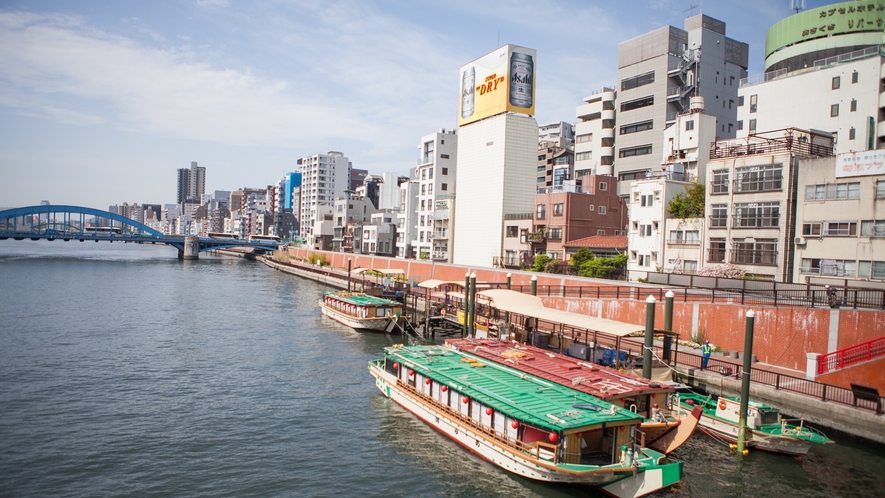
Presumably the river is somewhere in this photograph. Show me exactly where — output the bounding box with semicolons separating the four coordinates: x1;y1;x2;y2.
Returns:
0;240;882;497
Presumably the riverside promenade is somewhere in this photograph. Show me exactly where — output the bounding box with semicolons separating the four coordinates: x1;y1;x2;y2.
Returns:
264;250;885;443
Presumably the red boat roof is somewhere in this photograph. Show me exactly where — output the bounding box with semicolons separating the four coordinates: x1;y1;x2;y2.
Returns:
446;338;673;401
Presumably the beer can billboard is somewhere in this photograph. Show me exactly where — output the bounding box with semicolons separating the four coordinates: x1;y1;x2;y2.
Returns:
458;44;536;127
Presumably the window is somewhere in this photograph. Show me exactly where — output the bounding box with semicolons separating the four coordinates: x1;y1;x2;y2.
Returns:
553;203;563;216
824;222;857;236
802;222;821;236
708;239;726;262
830;104;839;117
589;205;595;211
735;164;782;193
420;200;426;210
428;184;432;195
506;226;518;237
684;260;698;272
536;204;546;220
537;177;546;183
576;133;592;143
576;152;592;161
537;166;546;172
620;120;653;135
599;182;607;191
442;167;448;175
749;119;757;133
710;204;728;228
598;206;607;215
439;154;449;159
802;258;856;277
669;230;700;245
619;145;653;158
685;120;695;131
877;181;885;198
548;228;562;240
734;202;780;228
421;185;426;195
738;96;744;107
861;220;885;237
639;194;654;207
805;182;861;200
428;169;434;178
621;71;655;91
858;261;885;279
851;99;857;112
728;99;734;109
849;127;856;140
597;229;606;235
420;215;425;227
639;224;652;236
441;183;448;191
832;76;841;89
852;71;859;84
737;120;743;131
749;94;757;113
732;239;777;265
620;96;654;112
711;169;729;194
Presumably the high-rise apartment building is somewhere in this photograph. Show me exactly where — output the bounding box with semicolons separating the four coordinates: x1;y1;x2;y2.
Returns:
575;88;617;177
614;14;748;197
413;129;458;261
176;161;206;204
297;151;352;237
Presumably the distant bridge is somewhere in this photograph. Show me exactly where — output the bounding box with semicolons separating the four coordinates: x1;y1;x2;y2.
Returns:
0;205;282;259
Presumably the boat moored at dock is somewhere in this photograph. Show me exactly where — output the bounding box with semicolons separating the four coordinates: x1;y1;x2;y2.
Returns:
319;291;402;332
369;345;684;497
674;392;833;457
446;338;702;455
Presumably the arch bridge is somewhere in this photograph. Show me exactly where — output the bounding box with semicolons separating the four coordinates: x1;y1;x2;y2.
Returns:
0;205;282;259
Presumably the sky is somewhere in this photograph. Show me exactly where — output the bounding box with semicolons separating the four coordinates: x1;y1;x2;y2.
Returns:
0;0;839;209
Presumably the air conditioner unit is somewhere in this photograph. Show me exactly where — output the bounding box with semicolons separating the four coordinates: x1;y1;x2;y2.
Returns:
794;237;806;245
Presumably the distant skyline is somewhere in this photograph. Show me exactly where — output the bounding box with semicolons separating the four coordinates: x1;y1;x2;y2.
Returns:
0;0;839;208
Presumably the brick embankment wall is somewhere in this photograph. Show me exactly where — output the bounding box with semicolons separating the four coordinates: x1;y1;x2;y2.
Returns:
282;248;884;375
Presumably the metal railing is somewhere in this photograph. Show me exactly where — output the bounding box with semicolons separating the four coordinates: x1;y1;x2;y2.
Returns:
818;336;885;375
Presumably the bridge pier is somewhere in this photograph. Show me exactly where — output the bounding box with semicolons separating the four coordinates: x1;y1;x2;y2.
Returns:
178;236;200;260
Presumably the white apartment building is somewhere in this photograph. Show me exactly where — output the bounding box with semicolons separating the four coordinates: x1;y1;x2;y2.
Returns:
396;168;419;259
615;14;748;197
575;88;617;177
738;49;884;154
795;153;885;283
702;129;835;282
452;113;538;267
377;172;402;211
413;129;458;261
627;106;716;280
297;151;351;237
538;121;575;144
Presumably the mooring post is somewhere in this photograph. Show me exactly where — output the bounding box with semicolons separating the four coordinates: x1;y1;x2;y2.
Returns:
468;272;477;338
463;271;470;338
530;275;537;296
663;290;674;363
347;258;352;292
643;295;655;379
737;309;756;456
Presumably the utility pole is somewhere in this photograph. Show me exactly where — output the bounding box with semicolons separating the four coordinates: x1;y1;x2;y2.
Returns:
737;310;756;455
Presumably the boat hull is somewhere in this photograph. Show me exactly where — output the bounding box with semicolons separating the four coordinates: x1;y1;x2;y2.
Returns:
320;301;393;332
370;362;681;497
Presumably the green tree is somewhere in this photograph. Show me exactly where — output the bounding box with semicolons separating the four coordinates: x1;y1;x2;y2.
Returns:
578;254;628;279
532;254;550;272
544;259;562;274
667;182;706;219
569;248;595;267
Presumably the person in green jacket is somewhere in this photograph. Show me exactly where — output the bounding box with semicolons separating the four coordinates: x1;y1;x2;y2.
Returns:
701;340;712;369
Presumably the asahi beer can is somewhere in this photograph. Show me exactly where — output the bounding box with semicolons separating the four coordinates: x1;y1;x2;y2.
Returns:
509;52;533;108
461;67;475;119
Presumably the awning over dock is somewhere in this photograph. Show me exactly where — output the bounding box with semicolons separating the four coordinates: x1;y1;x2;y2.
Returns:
478;289;643;337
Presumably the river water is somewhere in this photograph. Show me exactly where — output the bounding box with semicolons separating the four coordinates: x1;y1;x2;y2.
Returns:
1;241;883;497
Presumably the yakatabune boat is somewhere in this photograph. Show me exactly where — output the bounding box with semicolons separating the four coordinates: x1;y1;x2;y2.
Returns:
445;338;702;455
369;345;683;497
674;392;833;457
319;291;402;332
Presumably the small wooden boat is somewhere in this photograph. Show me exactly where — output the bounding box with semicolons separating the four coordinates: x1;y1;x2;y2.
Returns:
319;291;402;332
370;345;684;497
446;338;702;455
674;392;833;457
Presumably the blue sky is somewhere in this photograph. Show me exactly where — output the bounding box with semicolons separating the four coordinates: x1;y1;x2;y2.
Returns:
0;0;837;208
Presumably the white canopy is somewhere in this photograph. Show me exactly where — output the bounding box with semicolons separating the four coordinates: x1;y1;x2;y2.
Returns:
478;289;644;337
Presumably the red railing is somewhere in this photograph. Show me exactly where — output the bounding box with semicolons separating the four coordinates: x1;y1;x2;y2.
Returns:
818;336;885;374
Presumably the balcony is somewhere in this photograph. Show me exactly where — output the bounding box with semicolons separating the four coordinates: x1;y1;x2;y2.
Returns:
432;229;449;240
434;208;450;220
432;251;448;261
731;249;778;266
417;155;433;165
667;238;701;246
708;217;728;229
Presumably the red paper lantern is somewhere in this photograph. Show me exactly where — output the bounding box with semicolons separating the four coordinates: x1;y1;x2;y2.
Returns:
408;369;415;377
549;433;559;443
485;407;493;416
511;421;519;429
441;385;448;392
392;362;399;370
424;378;432;385
462;396;470;404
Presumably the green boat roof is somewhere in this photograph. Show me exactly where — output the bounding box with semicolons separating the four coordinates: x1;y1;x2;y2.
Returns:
325;292;401;306
380;345;644;432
